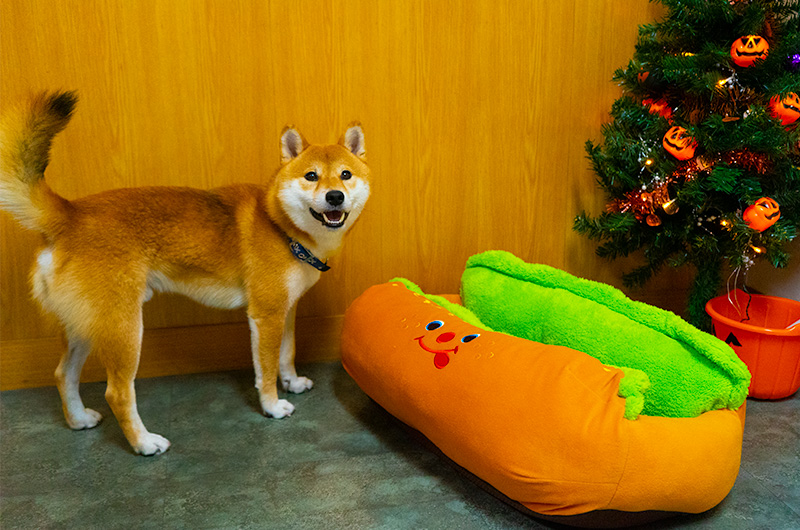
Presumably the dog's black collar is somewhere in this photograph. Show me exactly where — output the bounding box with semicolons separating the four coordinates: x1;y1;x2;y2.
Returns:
288;238;331;272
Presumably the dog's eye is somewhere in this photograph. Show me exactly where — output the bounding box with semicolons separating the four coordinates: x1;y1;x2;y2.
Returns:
341;170;352;180
426;320;443;331
461;334;480;343
304;171;318;182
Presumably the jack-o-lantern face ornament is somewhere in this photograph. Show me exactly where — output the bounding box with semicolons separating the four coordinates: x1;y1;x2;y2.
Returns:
662;126;697;160
730;35;769;67
770;92;800;126
743;197;780;232
643;98;673;120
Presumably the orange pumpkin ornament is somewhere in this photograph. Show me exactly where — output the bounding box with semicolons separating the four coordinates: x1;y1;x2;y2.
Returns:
662;126;697;160
730;35;769;67
743;197;780;232
769;92;800;126
643;98;673;120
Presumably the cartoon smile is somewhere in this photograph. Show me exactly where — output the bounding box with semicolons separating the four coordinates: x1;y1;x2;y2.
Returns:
664;134;692;150
415;336;458;369
415;320;480;369
735;50;765;58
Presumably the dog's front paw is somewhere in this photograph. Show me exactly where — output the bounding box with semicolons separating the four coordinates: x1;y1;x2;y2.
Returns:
262;398;295;419
282;375;314;394
134;433;171;456
67;408;103;430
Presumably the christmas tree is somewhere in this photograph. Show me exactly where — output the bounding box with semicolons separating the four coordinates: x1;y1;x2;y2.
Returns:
575;0;800;329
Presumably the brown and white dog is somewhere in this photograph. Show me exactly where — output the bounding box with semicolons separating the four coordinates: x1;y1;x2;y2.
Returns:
0;92;371;455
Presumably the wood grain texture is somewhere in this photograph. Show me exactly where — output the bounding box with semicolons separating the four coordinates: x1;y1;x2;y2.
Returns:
0;316;343;390
1;0;687;388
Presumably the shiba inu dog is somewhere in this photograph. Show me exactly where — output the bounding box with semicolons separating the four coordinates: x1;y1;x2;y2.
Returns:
0;91;370;455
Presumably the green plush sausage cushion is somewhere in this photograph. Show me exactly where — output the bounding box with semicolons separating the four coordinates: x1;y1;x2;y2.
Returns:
461;251;750;418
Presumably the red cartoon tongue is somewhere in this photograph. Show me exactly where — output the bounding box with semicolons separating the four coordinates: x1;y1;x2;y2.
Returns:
433;351;450;369
323;211;343;223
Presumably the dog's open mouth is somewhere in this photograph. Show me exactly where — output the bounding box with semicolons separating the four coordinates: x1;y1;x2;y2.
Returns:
310;208;349;228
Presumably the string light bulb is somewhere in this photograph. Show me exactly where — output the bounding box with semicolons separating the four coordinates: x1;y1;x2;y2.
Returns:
662;198;679;215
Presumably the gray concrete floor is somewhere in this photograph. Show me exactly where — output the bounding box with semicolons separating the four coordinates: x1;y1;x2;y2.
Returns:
1;362;798;529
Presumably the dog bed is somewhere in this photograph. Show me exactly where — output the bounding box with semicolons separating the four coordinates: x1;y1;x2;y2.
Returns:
461;251;751;418
340;254;749;526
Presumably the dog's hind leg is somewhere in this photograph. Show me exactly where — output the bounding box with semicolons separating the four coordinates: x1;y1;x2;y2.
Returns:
33;249;168;454
84;296;170;456
32;249;102;430
55;332;103;429
94;307;170;456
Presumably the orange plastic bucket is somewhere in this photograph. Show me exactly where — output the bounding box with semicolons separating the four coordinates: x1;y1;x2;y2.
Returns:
706;290;800;399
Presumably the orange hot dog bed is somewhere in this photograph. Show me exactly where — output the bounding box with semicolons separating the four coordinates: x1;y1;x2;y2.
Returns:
341;281;745;525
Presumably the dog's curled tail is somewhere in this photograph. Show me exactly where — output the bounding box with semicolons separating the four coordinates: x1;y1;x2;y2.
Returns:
0;91;77;232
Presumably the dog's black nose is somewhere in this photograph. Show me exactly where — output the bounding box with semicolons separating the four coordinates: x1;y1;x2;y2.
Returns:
326;190;345;206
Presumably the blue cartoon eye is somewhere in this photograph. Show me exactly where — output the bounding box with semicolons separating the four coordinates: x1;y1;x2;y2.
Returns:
426;320;444;331
461;334;480;343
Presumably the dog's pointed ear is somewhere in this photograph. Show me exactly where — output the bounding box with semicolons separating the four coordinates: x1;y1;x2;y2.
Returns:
281;127;306;164
341;122;366;160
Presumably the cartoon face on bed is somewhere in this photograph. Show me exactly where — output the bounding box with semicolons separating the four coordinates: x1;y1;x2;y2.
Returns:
415;320;480;369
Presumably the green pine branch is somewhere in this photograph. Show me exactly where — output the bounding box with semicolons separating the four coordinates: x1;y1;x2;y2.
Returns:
576;0;800;328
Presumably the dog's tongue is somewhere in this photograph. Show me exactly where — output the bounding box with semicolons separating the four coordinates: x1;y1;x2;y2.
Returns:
324;211;343;223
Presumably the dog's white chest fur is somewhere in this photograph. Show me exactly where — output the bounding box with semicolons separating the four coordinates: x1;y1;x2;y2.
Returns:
284;261;322;308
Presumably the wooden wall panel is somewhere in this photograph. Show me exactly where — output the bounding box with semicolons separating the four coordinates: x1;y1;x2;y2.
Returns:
1;0;684;389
